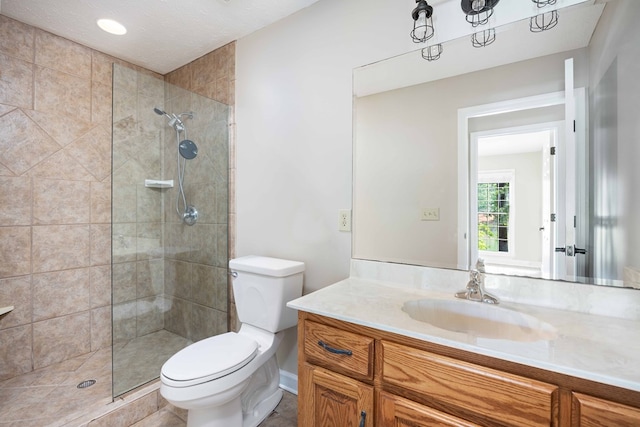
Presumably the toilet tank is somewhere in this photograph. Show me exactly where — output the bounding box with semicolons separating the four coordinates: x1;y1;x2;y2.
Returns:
229;256;304;333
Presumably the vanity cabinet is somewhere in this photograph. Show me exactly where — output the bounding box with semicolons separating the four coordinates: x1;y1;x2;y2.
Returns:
297;312;640;427
299;320;375;426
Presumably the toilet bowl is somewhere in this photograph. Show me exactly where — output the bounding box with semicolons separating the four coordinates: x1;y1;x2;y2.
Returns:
160;256;304;427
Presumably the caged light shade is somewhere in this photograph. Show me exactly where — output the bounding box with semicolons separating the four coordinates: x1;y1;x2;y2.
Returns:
410;0;435;43
471;27;496;48
422;44;443;61
461;0;500;27
530;10;559;32
532;0;557;7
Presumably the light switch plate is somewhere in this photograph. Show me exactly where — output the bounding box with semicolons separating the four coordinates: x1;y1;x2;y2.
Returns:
421;208;439;221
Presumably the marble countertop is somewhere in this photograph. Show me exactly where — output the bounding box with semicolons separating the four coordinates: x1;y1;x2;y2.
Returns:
288;277;640;392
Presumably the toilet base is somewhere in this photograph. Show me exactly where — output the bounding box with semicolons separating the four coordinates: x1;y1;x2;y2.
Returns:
242;388;283;427
241;355;283;427
187;396;242;427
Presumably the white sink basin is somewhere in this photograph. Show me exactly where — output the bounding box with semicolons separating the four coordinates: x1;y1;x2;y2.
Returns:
402;298;557;342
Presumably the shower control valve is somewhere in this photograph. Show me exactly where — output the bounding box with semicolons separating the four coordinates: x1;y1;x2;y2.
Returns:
183;205;198;226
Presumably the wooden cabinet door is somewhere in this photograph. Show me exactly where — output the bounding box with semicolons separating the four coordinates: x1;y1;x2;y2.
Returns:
381;341;558;427
572;392;640;426
299;363;374;427
379;391;482;427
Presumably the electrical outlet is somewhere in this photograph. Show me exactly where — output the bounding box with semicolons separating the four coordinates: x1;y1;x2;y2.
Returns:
339;209;352;231
421;208;440;221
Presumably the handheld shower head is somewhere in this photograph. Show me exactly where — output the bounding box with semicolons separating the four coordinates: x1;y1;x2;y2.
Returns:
154;107;185;132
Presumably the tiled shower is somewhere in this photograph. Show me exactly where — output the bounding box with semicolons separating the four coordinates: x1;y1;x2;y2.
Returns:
0;14;236;425
111;64;230;395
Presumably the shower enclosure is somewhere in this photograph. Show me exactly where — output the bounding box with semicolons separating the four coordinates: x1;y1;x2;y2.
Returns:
111;64;229;396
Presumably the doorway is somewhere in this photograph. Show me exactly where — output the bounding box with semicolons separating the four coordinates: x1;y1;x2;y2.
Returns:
470;124;561;279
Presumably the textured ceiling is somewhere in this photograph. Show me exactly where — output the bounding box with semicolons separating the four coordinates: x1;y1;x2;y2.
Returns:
0;0;319;74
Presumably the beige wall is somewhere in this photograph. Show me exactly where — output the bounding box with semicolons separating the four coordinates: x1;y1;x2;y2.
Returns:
0;15;162;379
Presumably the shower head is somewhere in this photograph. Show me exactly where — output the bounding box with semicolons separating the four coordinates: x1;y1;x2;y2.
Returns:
154;107;185;131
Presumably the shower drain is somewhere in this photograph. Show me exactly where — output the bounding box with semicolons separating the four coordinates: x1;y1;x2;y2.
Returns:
77;379;97;389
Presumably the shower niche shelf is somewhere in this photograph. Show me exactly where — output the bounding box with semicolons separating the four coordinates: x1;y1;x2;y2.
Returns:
0;305;14;316
144;179;174;189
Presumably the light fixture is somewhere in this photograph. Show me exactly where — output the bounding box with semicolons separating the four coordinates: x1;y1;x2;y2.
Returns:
421;44;443;61
532;0;557;7
461;0;500;27
410;0;435;43
471;28;496;48
97;19;127;35
530;10;558;32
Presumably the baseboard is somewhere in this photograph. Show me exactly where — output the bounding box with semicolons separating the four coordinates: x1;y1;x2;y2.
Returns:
279;369;298;395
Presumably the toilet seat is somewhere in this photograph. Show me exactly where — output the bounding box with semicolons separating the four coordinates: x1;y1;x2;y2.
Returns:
161;332;258;388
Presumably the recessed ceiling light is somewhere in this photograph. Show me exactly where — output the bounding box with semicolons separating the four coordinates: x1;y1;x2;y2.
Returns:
97;19;127;35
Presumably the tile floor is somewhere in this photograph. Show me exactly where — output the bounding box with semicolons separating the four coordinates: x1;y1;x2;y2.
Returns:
0;328;297;427
134;391;298;427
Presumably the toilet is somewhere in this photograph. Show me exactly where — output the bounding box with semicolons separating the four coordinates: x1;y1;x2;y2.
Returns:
160;255;304;427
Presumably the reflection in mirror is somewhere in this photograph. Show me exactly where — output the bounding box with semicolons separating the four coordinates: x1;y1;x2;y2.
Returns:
353;0;640;289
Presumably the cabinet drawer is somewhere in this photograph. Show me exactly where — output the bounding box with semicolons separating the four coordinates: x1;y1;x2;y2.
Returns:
381;341;558;427
379;391;482;427
572;392;640;426
304;321;374;380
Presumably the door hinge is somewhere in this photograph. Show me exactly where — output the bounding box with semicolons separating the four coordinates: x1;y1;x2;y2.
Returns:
574;215;577;228
551;213;557;222
550;146;556;155
573;120;576;132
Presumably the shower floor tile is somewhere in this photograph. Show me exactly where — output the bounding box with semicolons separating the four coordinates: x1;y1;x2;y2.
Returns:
113;330;191;396
0;347;112;427
0;329;189;427
0;329;297;426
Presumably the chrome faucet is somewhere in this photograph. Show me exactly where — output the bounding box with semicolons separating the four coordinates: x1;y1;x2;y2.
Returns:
455;260;499;304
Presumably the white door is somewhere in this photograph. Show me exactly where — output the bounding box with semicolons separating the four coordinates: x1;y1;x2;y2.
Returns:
559;58;588;281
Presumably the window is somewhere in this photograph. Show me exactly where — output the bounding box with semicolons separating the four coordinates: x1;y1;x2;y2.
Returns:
477;171;514;255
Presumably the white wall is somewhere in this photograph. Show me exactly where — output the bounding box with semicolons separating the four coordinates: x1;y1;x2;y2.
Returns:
236;0;409;376
234;0;590;380
588;0;640;281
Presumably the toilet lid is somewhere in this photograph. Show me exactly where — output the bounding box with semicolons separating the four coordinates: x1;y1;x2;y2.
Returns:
161;332;258;384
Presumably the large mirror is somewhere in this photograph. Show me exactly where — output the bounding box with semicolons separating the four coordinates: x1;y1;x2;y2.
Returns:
353;0;640;289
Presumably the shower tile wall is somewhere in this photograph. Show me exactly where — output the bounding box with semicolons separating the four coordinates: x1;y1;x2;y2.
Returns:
0;15;161;381
165;42;238;333
112;64;232;365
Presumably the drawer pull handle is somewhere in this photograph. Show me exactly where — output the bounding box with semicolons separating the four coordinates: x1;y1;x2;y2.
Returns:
359;410;366;427
318;340;352;356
